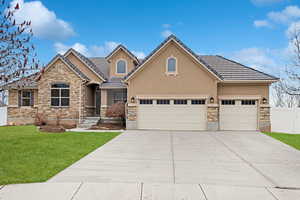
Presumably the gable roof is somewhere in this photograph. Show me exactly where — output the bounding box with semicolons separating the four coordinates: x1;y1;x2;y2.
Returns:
124;35;223;82
39;54;90;81
124;35;278;82
64;49;106;81
89;57;110;78
106;44;140;64
0;72;39;90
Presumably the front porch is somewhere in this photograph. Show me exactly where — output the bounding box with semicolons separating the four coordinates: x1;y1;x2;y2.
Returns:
84;83;127;119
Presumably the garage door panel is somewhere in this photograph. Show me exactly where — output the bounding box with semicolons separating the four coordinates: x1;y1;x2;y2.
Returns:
220;101;258;131
138;104;206;130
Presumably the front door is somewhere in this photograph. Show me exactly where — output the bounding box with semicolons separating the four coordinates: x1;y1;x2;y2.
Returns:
95;89;101;115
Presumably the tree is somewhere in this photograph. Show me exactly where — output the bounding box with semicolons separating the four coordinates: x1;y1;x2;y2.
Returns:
0;0;39;84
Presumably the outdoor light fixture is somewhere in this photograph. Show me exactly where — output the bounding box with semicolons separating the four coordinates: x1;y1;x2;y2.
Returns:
262;97;267;104
209;97;214;104
130;96;135;103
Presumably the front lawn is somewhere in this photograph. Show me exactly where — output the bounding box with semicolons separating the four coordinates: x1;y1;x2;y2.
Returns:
263;132;300;151
0;126;120;185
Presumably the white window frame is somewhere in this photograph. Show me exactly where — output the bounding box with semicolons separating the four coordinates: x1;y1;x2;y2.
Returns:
115;59;127;75
51;83;70;107
21;90;32;107
166;56;178;75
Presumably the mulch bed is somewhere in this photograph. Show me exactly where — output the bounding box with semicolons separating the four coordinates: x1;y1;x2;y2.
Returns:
39;125;66;133
90;123;125;130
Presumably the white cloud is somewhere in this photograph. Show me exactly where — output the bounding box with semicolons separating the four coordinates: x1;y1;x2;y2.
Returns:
132;51;146;59
161;30;173;38
54;42;145;59
268;6;300;24
230;48;277;72
10;0;75;40
162;24;171;28
254;20;272;28
286;21;300;37
251;0;287;6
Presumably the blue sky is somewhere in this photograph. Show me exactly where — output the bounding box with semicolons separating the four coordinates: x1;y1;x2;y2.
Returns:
10;0;300;77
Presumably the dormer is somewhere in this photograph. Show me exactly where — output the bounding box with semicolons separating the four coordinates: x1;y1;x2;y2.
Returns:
106;45;139;78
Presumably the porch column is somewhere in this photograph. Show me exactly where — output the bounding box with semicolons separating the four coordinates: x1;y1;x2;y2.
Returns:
100;89;108;118
207;104;219;131
259;104;271;132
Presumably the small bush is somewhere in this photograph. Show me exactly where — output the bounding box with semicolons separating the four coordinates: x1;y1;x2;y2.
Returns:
106;102;125;125
35;113;47;126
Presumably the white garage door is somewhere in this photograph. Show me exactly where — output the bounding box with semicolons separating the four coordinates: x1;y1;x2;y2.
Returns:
220;99;258;131
137;99;207;130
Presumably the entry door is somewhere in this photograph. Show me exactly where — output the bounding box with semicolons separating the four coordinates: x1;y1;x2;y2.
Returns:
95;89;101;115
137;99;207;130
220;99;258;130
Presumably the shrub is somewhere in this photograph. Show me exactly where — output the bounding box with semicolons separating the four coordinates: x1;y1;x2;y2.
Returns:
106;102;125;125
35;113;47;126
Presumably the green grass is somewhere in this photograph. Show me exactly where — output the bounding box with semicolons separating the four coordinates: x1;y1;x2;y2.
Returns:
264;132;300;151
0;126;120;185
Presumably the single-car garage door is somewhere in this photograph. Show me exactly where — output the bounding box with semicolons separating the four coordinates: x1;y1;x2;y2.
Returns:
220;99;258;131
137;99;207;130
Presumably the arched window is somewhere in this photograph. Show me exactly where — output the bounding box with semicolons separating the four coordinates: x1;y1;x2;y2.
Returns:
167;57;177;74
116;60;127;74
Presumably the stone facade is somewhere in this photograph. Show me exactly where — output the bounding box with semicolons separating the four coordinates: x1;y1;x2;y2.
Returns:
207;105;219;131
7;89;38;125
37;59;85;127
259;105;271;132
126;104;137;129
100;105;108;118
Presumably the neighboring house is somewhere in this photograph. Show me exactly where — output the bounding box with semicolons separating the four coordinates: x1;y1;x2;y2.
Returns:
1;35;278;131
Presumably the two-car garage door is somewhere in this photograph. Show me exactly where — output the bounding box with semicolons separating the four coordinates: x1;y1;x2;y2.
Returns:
137;99;207;130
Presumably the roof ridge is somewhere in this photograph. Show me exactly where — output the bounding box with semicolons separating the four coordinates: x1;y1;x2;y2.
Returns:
216;55;279;80
105;44;139;63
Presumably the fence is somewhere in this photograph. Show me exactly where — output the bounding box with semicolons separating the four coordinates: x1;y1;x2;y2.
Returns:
0;106;7;126
271;107;300;134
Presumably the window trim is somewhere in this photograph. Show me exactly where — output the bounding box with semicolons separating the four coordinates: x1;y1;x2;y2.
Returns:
50;83;70;107
166;56;177;75
115;59;127;75
21;90;32;107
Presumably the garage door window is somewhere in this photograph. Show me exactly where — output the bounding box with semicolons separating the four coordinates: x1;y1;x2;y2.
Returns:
140;99;153;104
157;99;170;104
174;99;187;105
221;100;235;105
241;100;256;105
191;99;206;105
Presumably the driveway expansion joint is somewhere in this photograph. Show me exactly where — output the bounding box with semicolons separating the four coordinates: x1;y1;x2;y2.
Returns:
209;133;279;187
265;187;280;200
170;131;176;184
198;184;208;200
139;182;144;200
70;182;83;200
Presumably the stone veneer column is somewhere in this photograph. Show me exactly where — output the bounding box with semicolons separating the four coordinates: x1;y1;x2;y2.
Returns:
100;89;108;118
207;104;219;131
126;103;137;129
259;105;271;132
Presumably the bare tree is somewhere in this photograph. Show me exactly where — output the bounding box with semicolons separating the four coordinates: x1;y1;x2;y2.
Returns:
0;0;39;84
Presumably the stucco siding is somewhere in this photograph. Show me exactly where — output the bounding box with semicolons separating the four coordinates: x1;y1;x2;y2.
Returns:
108;49;136;77
127;41;218;100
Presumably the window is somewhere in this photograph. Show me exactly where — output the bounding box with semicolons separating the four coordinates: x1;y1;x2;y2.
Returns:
167;57;177;73
21;90;32;106
242;100;256;105
140;99;153;104
116;60;127;74
113;91;127;104
221;100;235;105
51;83;70;107
174;99;187;105
157;99;170;104
191;99;206;105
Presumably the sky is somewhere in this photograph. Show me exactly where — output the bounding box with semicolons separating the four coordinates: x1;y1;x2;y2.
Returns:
9;0;300;78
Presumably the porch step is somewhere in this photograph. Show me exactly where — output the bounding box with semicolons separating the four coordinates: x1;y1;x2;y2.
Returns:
78;117;100;128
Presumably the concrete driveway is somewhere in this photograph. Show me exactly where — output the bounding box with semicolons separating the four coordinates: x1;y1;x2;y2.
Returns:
48;130;300;188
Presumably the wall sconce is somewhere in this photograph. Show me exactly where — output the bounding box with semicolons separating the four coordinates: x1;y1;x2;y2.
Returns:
209;97;214;104
130;96;136;103
262;97;267;104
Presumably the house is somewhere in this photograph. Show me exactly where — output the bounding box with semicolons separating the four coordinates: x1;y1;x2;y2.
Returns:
1;35;278;131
